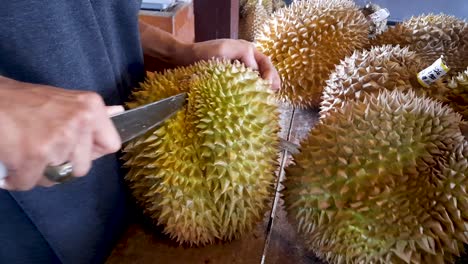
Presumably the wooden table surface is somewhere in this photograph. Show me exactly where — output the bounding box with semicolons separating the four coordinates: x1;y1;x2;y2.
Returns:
105;105;324;264
106;105;468;264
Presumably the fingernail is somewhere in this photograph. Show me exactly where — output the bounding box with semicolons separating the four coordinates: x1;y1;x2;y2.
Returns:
0;161;7;180
0;179;6;189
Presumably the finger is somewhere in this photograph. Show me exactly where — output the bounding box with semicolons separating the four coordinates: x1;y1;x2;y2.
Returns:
239;44;259;71
106;105;125;116
88;98;122;156
0;161;44;191
254;50;281;91
92;114;121;155
37;177;58;188
68;127;93;177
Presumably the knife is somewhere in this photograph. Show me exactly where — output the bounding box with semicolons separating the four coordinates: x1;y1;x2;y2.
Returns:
0;92;299;182
43;92;188;182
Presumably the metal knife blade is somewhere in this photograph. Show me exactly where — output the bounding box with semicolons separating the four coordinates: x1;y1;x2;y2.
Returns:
111;93;187;143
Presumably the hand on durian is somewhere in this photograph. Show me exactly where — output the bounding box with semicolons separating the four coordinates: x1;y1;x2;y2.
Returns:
0;76;122;191
184;39;281;91
139;21;280;91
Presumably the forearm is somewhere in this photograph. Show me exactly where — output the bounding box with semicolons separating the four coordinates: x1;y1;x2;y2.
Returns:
138;20;193;65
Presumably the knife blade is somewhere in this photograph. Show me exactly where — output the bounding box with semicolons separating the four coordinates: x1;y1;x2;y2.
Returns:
43;93;187;182
111;93;187;143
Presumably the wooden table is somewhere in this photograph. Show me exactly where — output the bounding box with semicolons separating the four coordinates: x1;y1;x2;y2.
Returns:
105;103;468;264
106;105;324;264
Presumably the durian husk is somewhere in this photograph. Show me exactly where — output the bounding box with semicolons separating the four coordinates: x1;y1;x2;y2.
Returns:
370;14;468;74
123;59;280;246
320;45;449;118
255;0;369;108
285;89;468;264
447;67;468;120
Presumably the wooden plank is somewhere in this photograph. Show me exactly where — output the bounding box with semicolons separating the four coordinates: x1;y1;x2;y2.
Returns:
262;108;324;264
193;0;239;41
106;104;294;264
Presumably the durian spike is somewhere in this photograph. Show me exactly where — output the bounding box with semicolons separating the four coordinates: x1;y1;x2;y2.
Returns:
123;59;280;246
285;88;467;264
370;13;468;74
320;45;449;119
256;0;370;108
446;67;468;120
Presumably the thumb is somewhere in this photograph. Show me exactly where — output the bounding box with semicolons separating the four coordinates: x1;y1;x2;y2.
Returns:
106;105;125;116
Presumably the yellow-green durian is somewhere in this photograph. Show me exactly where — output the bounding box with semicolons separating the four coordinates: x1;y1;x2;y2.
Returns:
447;67;468;120
284;89;468;264
123;59;280;246
370;14;468;73
255;0;369;108
320;45;449;118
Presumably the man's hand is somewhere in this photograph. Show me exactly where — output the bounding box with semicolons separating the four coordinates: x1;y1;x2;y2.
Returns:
0;77;122;191
139;21;280;91
181;39;281;91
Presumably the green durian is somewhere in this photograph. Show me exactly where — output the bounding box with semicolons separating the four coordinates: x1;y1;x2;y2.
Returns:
255;0;369;108
370;14;468;74
123;59;280;246
284;89;468;264
447;67;468;120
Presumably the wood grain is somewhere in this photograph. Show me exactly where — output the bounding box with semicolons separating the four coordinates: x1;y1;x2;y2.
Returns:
106;104;294;264
262;108;324;264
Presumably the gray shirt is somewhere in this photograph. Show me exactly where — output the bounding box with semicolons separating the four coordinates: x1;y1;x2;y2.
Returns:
0;1;144;263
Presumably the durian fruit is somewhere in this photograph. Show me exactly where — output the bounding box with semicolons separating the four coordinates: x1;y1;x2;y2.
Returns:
239;0;269;42
360;2;388;38
447;67;468;120
123;59;280;246
238;0;285;42
284;89;468;264
320;45;449;118
255;0;370;108
370;14;468;73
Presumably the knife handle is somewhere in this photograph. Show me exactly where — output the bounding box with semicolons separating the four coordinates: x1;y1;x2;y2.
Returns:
44;162;75;183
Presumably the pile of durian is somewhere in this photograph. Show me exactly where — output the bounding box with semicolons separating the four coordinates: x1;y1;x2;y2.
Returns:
123;0;468;263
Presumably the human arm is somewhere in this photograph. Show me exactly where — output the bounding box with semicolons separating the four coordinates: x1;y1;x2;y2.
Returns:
138;20;281;90
0;76;122;191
